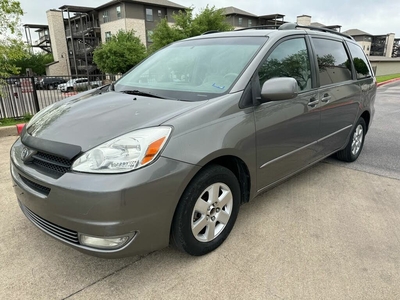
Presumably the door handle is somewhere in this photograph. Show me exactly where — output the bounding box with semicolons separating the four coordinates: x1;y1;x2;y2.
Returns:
321;94;331;103
307;97;319;107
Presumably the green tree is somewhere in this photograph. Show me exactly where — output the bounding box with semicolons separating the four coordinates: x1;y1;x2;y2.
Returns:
347;57;369;76
0;0;26;78
93;30;147;74
317;54;336;70
150;6;233;52
11;51;53;75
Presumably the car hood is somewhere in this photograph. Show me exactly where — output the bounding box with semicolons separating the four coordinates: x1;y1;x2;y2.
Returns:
25;89;205;152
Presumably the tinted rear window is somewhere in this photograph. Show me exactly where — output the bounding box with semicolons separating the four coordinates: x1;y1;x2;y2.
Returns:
312;38;352;86
347;42;373;79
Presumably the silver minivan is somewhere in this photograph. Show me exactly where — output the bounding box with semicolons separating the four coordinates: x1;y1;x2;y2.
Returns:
10;24;376;258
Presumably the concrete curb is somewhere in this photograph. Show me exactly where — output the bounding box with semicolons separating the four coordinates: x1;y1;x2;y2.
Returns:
377;78;400;87
0;125;19;138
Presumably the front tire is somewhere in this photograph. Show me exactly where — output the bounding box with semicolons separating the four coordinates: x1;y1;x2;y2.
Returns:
336;117;366;162
171;165;241;256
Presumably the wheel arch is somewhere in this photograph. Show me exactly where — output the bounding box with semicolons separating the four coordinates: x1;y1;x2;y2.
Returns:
360;110;371;133
169;154;252;238
203;155;251;204
169;156;251;254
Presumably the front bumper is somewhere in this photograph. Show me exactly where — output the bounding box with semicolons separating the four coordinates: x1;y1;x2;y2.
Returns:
10;138;200;258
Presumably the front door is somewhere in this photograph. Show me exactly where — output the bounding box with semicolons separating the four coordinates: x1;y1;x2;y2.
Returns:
255;37;321;192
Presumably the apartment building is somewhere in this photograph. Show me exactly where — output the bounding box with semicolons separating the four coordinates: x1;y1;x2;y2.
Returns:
343;29;399;58
97;0;184;45
25;2;399;77
296;15;342;32
24;0;186;77
222;6;285;29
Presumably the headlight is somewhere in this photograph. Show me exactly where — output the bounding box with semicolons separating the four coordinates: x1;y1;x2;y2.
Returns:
72;126;172;173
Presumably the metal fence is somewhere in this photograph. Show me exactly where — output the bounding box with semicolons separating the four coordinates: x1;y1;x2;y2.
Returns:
0;77;39;119
1;75;120;119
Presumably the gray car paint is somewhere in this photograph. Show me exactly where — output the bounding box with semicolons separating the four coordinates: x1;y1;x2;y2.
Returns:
10;28;376;258
26;90;205;152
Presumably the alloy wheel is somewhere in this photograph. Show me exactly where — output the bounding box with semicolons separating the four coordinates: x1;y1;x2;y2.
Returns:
351;124;364;156
191;182;233;242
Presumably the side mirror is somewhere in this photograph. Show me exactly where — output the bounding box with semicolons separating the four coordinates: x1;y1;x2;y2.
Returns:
259;77;298;103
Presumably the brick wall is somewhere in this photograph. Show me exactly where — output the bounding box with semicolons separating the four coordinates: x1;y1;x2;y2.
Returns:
46;10;70;76
100;18;146;46
125;19;146;46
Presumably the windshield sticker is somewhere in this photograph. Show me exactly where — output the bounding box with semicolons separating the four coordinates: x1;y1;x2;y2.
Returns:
212;83;225;90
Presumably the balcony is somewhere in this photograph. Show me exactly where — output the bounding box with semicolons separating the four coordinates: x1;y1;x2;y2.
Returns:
33;34;50;46
65;22;100;38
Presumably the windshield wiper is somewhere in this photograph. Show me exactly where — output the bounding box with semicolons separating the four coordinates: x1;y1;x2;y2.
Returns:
119;89;174;100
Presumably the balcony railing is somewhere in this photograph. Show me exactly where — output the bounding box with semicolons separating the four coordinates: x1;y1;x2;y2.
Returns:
74;46;95;56
65;22;100;38
33;35;50;46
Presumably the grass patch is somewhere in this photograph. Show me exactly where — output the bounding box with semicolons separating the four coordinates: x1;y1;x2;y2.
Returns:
376;73;400;83
0;114;32;127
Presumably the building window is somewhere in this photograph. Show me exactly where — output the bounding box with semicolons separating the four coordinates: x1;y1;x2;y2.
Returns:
116;6;121;19
103;10;109;23
248;19;252;27
105;31;112;42
147;30;153;42
146;8;153;21
238;17;242;26
158;10;162;17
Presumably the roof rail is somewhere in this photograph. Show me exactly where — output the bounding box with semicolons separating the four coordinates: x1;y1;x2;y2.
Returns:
235;25;280;31
201;30;219;35
278;22;354;40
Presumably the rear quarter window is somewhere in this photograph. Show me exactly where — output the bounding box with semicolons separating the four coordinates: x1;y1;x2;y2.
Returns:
312;38;352;86
346;42;373;79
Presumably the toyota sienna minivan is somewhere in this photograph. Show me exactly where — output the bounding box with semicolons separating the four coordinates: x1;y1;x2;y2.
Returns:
10;24;376;258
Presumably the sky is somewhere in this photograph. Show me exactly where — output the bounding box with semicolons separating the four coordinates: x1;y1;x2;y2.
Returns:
18;0;400;38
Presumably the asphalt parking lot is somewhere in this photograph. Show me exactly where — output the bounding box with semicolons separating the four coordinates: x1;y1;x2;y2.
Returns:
1;83;400;299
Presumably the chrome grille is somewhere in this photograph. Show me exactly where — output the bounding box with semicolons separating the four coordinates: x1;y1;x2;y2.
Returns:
20;175;51;196
22;205;79;244
32;151;72;175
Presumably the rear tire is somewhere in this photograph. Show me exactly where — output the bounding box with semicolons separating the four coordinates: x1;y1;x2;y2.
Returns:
171;165;241;256
336;117;366;162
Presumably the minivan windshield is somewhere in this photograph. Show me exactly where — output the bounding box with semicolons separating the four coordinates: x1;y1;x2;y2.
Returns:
115;37;267;101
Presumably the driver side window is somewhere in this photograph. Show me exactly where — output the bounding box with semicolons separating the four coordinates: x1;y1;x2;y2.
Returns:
258;38;312;92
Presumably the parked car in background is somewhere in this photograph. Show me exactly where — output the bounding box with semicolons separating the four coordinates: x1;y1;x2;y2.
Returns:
58;78;102;92
39;77;67;90
5;77;21;86
11;23;376;258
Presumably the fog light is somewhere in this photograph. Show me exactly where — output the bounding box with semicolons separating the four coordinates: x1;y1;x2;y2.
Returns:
79;234;129;250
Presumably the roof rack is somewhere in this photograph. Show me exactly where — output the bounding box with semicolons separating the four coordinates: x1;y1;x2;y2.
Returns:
235;25;280;31
278;23;354;40
202;30;220;35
